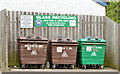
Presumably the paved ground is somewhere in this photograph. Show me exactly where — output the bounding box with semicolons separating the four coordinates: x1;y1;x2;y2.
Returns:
10;68;118;72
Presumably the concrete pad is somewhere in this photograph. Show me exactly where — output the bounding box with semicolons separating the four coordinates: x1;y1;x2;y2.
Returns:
10;68;118;72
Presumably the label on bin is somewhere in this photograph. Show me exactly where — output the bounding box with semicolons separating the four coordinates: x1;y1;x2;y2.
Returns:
97;47;102;49
91;51;97;56
69;47;72;50
27;47;31;50
62;47;65;49
39;45;43;48
57;47;62;52
31;50;37;55
62;51;68;57
31;45;34;47
86;46;91;51
25;45;28;47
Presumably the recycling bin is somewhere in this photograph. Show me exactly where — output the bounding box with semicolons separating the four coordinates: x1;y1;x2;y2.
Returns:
17;36;48;69
77;37;106;69
49;39;78;69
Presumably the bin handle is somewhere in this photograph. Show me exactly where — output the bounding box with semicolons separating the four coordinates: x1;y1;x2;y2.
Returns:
36;36;41;39
87;38;100;41
58;38;62;41
27;35;31;38
66;38;71;42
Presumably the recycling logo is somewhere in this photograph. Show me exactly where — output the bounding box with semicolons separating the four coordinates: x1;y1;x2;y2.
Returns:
91;51;97;56
36;19;43;26
62;51;68;57
31;50;37;55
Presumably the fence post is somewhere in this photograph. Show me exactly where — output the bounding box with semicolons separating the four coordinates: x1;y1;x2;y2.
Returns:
6;13;8;70
0;9;7;70
118;23;120;70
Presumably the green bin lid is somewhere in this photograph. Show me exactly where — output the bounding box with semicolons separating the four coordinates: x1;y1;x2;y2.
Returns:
77;37;106;43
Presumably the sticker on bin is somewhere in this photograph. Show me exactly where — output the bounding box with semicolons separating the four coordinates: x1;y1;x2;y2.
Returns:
91;51;97;56
30;45;32;47
86;46;91;51
27;47;31;50
62;47;65;49
31;45;34;47
35;45;38;47
69;47;72;50
25;45;28;47
62;51;68;57
57;47;62;52
31;50;37;55
97;47;102;49
39;45;43;48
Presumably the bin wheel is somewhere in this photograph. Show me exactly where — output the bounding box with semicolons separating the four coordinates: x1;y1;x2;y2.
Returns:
20;64;25;69
101;65;104;69
77;64;80;68
19;64;22;68
25;64;29;69
83;65;86;69
52;65;56;69
71;65;75;69
42;64;45;69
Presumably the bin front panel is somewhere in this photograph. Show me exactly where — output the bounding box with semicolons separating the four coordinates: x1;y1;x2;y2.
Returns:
19;42;48;64
50;43;78;65
77;44;106;65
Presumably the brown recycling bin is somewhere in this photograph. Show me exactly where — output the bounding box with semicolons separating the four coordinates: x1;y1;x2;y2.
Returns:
17;36;48;69
49;39;78;69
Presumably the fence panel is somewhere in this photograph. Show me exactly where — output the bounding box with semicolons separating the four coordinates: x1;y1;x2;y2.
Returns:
0;10;1;69
104;17;118;69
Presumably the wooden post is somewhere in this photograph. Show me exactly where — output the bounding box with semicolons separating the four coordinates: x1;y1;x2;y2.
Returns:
0;9;7;70
6;15;8;70
0;10;2;70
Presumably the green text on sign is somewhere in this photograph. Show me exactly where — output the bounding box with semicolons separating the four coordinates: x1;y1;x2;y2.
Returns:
34;15;77;27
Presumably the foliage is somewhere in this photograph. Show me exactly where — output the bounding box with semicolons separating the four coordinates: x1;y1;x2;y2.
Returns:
106;1;120;23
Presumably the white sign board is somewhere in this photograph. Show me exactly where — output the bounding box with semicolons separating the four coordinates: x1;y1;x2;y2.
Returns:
20;15;33;28
57;47;62;52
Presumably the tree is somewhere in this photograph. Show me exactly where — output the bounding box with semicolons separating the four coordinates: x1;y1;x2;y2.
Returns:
106;1;120;23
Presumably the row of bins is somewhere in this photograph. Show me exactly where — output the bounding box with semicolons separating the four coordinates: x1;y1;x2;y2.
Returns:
17;36;106;69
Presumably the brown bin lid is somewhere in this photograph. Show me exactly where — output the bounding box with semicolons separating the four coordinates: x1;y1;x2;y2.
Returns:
50;39;78;44
17;37;48;41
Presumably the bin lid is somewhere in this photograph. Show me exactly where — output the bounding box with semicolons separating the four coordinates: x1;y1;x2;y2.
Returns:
50;39;78;44
77;37;106;43
17;37;48;41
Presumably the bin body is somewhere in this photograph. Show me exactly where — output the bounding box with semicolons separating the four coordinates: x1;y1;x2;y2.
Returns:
17;37;48;65
50;40;78;65
77;38;106;65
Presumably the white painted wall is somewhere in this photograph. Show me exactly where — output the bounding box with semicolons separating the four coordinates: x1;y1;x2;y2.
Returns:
0;0;106;16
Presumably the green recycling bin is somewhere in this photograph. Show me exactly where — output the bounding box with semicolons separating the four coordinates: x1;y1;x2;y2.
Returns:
77;37;106;69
